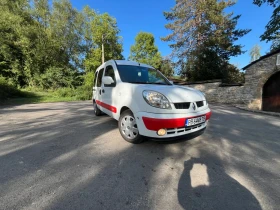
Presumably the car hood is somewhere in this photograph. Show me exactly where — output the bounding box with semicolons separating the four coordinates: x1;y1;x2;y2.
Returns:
135;84;205;102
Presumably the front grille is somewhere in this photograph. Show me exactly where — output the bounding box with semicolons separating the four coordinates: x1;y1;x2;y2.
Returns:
174;102;190;109
196;101;204;108
166;123;205;135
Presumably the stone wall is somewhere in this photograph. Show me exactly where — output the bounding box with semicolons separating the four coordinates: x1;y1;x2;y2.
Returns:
243;52;280;110
185;81;244;104
182;51;280;109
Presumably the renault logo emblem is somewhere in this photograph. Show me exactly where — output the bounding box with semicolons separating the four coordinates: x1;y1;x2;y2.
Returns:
192;103;196;110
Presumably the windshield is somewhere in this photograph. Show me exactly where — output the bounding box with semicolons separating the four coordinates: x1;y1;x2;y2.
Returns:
117;65;171;85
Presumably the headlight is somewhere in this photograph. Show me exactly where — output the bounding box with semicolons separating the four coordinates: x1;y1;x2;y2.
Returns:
201;92;207;105
143;90;171;109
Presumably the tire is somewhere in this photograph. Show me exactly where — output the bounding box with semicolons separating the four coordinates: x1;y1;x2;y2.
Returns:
93;100;102;116
118;110;143;144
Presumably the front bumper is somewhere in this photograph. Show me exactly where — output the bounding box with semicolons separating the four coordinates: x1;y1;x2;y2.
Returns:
134;108;211;138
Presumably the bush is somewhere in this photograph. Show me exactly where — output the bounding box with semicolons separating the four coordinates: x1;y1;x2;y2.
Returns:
222;65;245;84
0;70;95;102
53;86;92;101
71;71;95;100
0;76;26;100
54;71;94;100
53;87;76;98
73;85;92;100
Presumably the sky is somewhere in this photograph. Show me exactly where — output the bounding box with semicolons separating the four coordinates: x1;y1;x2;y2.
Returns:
71;0;274;69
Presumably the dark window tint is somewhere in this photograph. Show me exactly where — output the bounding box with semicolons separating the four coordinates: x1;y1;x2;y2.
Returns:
104;65;116;87
97;68;104;87
117;65;171;85
93;71;98;87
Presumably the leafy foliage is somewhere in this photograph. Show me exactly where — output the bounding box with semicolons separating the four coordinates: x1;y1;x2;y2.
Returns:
159;58;174;77
0;76;27;100
253;0;280;51
270;35;280;52
0;0;33;86
83;6;124;72
261;5;280;43
253;0;278;7
0;0;123;96
222;65;245;84
129;32;161;69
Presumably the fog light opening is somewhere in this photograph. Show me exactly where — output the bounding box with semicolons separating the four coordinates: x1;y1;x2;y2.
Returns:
157;129;167;136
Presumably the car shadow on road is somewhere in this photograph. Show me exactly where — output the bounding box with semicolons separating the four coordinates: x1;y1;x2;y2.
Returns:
178;156;262;210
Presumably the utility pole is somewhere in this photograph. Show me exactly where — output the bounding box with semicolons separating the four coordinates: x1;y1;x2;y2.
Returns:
102;34;105;64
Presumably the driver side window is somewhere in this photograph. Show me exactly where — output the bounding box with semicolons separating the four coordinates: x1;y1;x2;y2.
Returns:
97;68;104;87
93;71;98;87
104;65;116;87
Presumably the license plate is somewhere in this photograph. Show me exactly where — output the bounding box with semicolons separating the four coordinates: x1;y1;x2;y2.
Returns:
186;116;206;126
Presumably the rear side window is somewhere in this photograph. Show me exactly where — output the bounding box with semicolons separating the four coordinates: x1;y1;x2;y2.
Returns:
97;68;104;87
104;65;116;87
93;71;98;87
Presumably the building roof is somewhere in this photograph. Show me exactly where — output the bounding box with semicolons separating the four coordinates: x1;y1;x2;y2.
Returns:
243;48;280;70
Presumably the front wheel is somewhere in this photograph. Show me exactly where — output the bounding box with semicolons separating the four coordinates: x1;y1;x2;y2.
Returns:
93;100;102;116
118;110;143;144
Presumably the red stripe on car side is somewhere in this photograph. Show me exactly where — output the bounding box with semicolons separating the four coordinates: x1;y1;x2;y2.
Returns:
95;100;117;113
142;111;212;131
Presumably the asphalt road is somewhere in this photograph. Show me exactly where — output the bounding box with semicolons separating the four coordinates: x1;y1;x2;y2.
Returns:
0;101;279;210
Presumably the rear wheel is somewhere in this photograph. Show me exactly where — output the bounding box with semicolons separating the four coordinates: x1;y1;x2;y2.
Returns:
118;110;143;144
93;100;102;116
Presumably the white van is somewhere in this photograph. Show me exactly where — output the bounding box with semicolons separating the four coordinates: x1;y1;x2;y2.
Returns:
92;60;211;143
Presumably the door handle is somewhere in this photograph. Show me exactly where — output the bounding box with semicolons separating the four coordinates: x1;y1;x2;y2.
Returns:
102;89;105;93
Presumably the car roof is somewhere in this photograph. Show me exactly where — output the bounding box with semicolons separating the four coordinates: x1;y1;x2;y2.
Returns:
96;60;155;72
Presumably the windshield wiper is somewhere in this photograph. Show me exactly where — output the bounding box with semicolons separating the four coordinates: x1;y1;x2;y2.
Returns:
129;82;149;84
153;82;170;85
129;82;171;85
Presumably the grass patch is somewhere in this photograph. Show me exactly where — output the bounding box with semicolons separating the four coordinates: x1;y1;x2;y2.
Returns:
0;90;85;106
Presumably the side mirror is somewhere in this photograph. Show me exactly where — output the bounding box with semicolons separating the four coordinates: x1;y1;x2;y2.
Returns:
169;80;174;85
102;76;114;85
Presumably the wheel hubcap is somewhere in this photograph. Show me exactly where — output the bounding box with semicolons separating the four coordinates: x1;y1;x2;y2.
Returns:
121;115;138;139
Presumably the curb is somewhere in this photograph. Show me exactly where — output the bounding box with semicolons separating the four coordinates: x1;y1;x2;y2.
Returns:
235;106;280;117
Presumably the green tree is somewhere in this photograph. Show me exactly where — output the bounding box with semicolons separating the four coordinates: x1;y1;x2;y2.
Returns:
0;0;33;86
250;44;261;62
253;0;278;7
0;0;122;94
0;0;87;88
159;58;174;77
50;0;86;69
270;35;280;52
162;0;250;82
83;6;124;72
129;32;161;69
26;0;52;87
27;0;86;88
253;0;280;51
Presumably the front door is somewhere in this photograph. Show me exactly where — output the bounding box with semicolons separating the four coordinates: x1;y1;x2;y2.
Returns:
101;64;117;116
95;68;105;112
92;71;98;100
